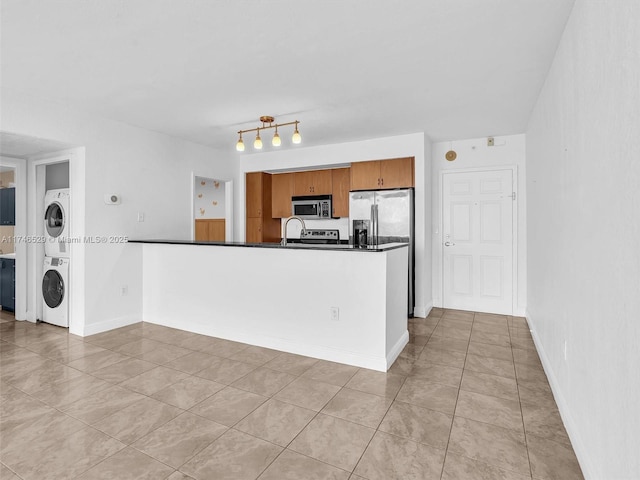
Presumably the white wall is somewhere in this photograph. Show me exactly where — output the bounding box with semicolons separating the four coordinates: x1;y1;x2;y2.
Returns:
526;1;640;478
1;89;236;335
239;132;433;317
431;134;527;315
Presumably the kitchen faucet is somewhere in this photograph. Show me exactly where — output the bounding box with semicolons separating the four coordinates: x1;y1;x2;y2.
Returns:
281;216;307;246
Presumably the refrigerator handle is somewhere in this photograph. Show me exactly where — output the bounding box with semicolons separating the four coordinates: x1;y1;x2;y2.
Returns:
370;204;379;246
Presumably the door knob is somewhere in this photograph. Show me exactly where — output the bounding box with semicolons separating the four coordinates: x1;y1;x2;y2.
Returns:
444;241;455;246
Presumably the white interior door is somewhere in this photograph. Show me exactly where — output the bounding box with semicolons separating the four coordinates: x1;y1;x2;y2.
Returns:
443;169;514;314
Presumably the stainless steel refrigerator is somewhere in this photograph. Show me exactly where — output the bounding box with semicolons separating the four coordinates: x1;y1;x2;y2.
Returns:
349;188;415;317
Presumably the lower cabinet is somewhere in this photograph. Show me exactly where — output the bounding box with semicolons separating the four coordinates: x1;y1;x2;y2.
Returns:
0;258;15;312
195;219;225;242
245;217;264;243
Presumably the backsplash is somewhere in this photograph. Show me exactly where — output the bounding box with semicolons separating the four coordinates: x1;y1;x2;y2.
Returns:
282;217;349;241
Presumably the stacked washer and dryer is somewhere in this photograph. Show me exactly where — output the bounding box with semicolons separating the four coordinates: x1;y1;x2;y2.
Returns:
42;189;70;327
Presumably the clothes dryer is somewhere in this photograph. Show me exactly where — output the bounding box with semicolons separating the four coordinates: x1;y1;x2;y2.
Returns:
44;189;70;258
42;257;69;327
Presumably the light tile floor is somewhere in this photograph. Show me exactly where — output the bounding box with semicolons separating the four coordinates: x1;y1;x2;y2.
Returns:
0;308;584;479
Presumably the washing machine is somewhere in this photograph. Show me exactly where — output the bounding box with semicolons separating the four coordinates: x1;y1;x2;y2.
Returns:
44;189;70;258
42;257;69;327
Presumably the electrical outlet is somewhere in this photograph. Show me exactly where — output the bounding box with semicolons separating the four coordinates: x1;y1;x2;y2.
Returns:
487;137;495;146
137;212;144;222
330;307;339;322
121;286;128;296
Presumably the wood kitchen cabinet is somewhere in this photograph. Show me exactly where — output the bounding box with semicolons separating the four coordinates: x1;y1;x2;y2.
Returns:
245;172;280;243
294;170;332;196
271;173;294;218
350;157;414;191
195;219;225;242
331;167;350;218
246;172;264;218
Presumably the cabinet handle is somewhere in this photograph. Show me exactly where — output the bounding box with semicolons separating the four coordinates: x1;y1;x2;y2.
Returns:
381;178;384;186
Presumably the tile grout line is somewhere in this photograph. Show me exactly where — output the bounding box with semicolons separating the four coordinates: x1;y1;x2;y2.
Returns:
435;310;472;479
509;316;535;480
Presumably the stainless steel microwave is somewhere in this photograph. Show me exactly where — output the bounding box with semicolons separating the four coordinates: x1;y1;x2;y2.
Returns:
291;195;332;219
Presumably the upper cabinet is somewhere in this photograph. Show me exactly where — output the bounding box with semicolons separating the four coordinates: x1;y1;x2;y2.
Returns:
246;172;264;218
271;173;294;218
293;170;332;196
331;168;350;218
350;157;414;191
0;188;16;226
271;168;351;218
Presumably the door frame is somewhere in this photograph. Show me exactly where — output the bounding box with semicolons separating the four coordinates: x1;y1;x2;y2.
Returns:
28;148;85;335
0;157;26;320
438;166;518;314
190;172;234;242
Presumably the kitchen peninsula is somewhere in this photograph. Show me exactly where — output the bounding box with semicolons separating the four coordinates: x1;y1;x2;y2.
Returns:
130;240;409;372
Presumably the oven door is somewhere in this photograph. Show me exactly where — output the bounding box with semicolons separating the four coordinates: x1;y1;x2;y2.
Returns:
292;201;319;218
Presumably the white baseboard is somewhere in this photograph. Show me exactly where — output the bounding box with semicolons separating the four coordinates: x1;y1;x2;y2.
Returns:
514;306;527;317
386;330;409;369
77;314;141;337
414;302;433;318
527;311;596;479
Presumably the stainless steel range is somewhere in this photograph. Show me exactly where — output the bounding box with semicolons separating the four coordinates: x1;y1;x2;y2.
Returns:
296;229;340;245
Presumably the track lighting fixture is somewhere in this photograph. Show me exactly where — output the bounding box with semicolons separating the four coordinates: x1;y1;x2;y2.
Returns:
236;116;301;151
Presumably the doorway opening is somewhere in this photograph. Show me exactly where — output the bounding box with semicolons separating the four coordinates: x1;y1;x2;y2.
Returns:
192;175;233;242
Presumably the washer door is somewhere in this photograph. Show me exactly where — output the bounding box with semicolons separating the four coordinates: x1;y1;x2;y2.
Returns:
45;202;65;238
42;269;64;308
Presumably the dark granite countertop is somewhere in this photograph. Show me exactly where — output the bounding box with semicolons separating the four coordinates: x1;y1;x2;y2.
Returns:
128;239;408;252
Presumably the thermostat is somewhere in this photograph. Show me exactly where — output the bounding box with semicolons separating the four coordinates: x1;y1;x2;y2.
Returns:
104;194;121;205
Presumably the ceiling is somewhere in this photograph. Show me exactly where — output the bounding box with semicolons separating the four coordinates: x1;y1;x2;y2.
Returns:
0;0;575;153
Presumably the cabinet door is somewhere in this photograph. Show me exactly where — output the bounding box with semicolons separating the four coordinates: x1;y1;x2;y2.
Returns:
245;172;263;217
0;188;15;226
294;170;333;195
246;217;263;243
380;157;414;188
293;171;314;196
208;220;226;242
271;173;294;218
331;168;350;218
0;259;14;311
350;161;380;191
311;170;332;195
195;220;209;241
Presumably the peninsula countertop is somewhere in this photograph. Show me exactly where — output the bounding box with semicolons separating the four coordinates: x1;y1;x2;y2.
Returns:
128;239;408;252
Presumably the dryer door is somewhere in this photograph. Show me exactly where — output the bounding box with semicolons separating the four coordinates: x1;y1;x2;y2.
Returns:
45;202;65;239
42;269;64;308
